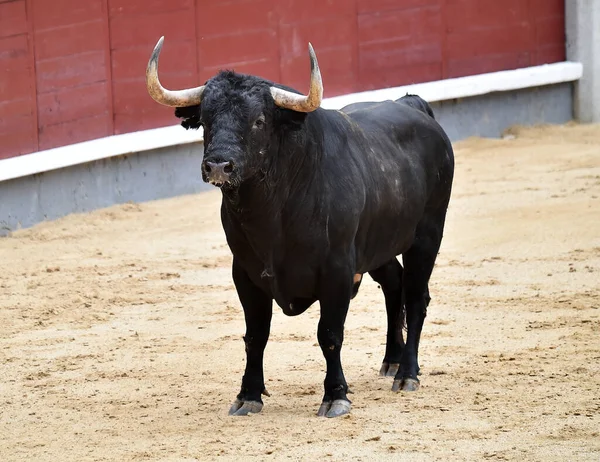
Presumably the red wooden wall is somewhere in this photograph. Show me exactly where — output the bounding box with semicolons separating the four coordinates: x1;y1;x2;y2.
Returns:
0;0;566;160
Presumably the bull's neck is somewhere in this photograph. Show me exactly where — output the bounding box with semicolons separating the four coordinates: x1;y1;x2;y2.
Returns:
222;127;320;220
220;172;286;271
220;127;321;266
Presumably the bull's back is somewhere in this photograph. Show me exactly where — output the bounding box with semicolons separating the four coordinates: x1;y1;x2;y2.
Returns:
334;98;453;271
343;98;452;203
341;93;435;120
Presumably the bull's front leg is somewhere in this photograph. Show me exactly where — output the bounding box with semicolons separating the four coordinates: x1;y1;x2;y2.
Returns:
229;258;273;416
316;264;353;418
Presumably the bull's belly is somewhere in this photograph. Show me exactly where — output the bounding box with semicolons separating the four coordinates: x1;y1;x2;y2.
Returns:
355;222;417;273
233;210;419;313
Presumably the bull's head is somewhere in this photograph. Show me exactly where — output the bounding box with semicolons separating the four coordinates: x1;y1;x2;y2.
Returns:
145;37;323;189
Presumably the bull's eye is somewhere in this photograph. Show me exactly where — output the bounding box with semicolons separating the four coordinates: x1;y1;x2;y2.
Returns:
252;114;266;129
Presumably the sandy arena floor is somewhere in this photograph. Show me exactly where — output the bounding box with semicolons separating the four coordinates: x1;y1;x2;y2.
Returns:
1;123;599;461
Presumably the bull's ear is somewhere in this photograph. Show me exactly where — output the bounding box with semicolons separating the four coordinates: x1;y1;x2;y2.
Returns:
175;106;202;130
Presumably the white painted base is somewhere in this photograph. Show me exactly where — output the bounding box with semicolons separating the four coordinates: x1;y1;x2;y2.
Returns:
0;61;582;184
321;61;583;109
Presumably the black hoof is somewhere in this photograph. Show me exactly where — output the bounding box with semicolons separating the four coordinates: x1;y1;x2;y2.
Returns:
228;399;263;416
379;362;400;377
392;377;420;392
316;399;351;418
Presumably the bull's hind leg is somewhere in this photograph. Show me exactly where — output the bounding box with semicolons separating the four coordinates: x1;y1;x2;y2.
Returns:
369;259;405;377
393;208;447;392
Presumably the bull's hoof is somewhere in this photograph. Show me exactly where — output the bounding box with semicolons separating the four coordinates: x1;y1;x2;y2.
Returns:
392;377;420;392
379;362;400;377
228;399;263;416
316;399;351;418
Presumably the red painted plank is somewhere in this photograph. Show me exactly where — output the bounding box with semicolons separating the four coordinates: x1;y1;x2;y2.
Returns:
360;62;442;90
0;99;34;133
359;48;442;89
529;0;564;19
446;24;534;60
0;93;36;160
279;17;355;58
440;0;448;78
197;0;277;38
109;9;195;49
113;111;176;135
38;113;112;150
357;0;440;14
199;59;281;85
32;0;104;31
0;131;37;159
30;0;110;152
0;35;33;102
34;20;105;61
0;31;30;61
535;16;565;47
0;0;27;38
446;52;531;79
198;29;277;69
108;0;193;17
443;0;565;77
0;68;33;102
532;45;565;66
107;0;199;136
111;41;196;80
37;82;110;127
278;15;358;94
281;46;356;97
26;0;39;154
358;4;443;89
277;0;356;25
359;5;442;44
360;40;443;68
111;74;196;117
446;0;529;32
35;51;107;93
101;0;115;136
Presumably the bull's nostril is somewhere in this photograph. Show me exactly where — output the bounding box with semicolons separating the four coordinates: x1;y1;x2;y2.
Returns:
204;160;233;184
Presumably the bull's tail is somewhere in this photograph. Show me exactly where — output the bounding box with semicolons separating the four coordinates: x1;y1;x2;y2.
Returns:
396;93;435;120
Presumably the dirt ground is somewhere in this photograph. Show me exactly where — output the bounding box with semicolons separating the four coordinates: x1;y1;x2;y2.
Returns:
1;123;599;461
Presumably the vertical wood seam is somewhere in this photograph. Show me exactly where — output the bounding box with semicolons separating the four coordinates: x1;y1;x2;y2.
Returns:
25;0;39;153
528;0;536;66
273;1;282;84
275;1;284;86
193;0;200;84
353;0;360;93
440;0;448;79
101;0;115;135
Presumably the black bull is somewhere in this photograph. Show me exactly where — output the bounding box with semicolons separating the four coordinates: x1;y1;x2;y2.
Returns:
146;38;454;418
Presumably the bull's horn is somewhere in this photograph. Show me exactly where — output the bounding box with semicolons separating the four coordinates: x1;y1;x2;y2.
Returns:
146;36;205;107
270;43;323;113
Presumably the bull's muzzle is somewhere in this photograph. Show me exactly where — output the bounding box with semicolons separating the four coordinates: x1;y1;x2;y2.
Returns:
203;160;234;187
